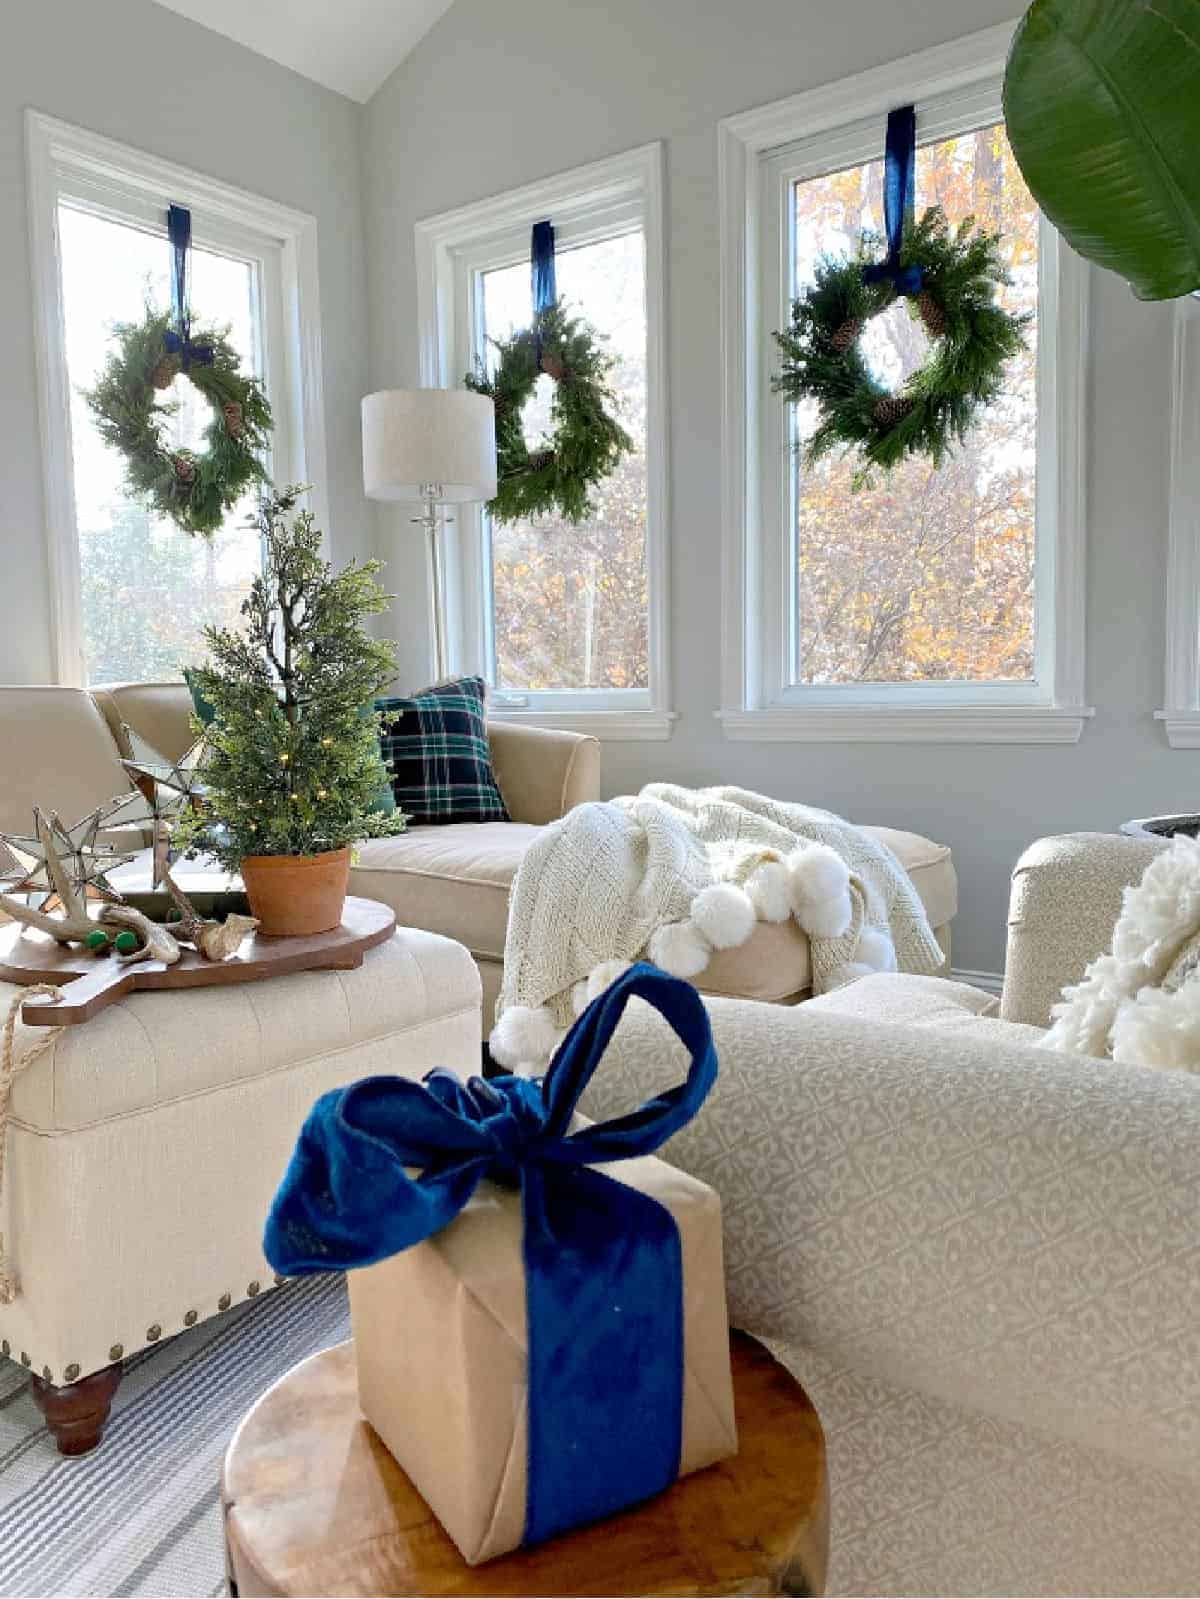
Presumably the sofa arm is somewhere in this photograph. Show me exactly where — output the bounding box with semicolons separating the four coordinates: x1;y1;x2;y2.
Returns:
1002;832;1165;1027
486;722;600;825
581;985;1200;1484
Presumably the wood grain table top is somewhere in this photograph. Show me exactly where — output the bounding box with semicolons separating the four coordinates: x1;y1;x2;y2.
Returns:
221;1329;829;1598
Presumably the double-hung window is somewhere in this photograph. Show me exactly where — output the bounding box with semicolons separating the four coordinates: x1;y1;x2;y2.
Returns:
416;144;672;739
27;112;326;688
719;25;1090;742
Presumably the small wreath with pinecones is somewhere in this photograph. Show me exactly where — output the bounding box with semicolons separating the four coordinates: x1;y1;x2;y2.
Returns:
85;307;273;536
772;208;1029;481
464;301;632;525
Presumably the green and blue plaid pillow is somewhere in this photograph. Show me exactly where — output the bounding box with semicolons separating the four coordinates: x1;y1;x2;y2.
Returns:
376;676;509;826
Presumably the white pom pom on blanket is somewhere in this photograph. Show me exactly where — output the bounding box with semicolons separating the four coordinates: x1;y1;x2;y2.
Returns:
746;860;793;923
648;920;711;979
690;882;757;949
489;1004;563;1072
786;844;853;939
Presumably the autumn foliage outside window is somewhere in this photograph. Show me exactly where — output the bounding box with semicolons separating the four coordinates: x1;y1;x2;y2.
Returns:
791;122;1039;686
479;231;648;694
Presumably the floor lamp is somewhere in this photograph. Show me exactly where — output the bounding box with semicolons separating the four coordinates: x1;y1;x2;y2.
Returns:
361;389;497;681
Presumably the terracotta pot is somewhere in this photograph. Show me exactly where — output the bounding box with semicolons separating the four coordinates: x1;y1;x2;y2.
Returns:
240;847;351;937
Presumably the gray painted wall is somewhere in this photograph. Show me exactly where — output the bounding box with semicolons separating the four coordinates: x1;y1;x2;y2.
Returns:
363;0;1194;978
2;0;371;683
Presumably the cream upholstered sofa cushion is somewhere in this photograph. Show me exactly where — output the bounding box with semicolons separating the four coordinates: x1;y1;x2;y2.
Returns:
1;930;481;1387
580;968;1200;1596
9;931;476;1134
350;819;955;1005
350;823;540;966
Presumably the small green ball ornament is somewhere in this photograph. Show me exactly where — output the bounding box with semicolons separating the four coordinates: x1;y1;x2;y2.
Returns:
113;930;140;954
85;929;110;952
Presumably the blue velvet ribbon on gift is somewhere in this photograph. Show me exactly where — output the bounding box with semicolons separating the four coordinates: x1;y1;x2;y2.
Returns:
263;962;718;1547
862;105;924;297
164;204;214;370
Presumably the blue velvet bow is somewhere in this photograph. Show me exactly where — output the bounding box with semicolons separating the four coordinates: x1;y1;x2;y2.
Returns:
162;327;214;370
862;105;924;297
264;961;718;1546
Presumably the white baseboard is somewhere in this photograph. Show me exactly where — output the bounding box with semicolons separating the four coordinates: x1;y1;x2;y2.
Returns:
951;967;1005;997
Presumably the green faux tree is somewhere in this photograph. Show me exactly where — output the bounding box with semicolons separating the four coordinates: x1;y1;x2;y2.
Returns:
179;486;406;871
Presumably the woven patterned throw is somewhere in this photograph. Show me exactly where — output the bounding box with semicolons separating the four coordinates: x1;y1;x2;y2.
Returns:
491;783;943;1072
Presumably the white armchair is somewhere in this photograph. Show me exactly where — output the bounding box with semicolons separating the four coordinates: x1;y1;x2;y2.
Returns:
583;832;1200;1598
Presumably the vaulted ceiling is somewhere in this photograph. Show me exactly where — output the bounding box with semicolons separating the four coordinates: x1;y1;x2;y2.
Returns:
152;0;454;102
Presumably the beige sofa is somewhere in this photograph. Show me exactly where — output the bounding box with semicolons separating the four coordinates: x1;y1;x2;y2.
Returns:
0;683;956;1022
585;831;1199;1597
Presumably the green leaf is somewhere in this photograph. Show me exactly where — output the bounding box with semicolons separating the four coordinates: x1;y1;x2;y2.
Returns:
1003;0;1200;299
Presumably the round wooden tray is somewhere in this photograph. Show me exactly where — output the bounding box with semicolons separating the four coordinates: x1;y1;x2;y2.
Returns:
0;896;396;1026
221;1331;829;1598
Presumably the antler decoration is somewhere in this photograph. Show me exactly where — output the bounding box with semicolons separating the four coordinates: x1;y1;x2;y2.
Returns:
161;866;258;960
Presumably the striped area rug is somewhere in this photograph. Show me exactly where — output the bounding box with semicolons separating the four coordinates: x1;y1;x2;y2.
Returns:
0;1274;350;1597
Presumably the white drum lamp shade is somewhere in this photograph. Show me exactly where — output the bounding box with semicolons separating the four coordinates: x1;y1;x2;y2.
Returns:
361;389;497;503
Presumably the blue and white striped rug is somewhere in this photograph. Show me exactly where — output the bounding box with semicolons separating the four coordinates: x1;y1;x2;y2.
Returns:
0;1274;350;1597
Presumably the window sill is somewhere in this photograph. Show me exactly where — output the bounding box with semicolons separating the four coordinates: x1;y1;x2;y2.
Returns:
717;704;1093;745
487;709;678;742
1156;710;1200;749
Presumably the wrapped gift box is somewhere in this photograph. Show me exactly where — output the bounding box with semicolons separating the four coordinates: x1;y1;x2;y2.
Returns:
350;1148;737;1565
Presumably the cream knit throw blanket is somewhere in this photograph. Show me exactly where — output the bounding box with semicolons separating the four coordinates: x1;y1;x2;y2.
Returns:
490;783;943;1072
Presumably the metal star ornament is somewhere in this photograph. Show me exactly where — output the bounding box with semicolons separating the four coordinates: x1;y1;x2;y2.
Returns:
116;725;211;886
0;804;135;911
119;724;210;820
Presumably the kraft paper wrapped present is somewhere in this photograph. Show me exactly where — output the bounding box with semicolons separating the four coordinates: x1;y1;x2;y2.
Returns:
265;962;737;1565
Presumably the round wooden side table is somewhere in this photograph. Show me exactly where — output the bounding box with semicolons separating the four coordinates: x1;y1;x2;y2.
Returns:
221;1330;829;1597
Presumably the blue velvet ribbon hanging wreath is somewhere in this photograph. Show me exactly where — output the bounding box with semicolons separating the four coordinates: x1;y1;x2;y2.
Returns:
163;204;213;369
862;104;925;296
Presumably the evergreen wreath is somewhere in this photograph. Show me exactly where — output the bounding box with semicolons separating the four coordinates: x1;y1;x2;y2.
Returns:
85;307;273;537
464;300;632;525
772;207;1029;480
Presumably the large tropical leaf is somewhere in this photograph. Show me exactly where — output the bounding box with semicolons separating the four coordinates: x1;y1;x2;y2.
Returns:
1003;0;1200;299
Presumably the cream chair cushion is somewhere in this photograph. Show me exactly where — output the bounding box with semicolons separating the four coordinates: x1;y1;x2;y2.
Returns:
0;687;133;834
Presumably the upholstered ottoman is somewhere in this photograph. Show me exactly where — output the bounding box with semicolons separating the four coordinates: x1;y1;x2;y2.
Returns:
0;927;480;1454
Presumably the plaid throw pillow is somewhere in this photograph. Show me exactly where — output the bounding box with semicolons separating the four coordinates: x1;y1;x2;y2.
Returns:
377;676;509;825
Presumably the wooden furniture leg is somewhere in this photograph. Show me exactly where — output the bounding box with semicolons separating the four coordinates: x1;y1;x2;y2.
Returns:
31;1361;123;1456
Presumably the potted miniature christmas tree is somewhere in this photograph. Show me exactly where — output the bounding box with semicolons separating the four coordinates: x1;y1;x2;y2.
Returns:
179;486;406;935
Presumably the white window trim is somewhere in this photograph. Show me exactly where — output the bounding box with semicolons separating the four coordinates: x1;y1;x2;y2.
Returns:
716;23;1093;745
1157;295;1200;748
414;142;674;741
26;110;328;688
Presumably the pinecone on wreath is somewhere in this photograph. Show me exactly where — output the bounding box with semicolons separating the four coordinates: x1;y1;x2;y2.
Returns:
150;353;182;390
872;395;916;429
915;290;947;339
173;453;196;484
830;318;863;355
538;352;567;382
223;401;245;439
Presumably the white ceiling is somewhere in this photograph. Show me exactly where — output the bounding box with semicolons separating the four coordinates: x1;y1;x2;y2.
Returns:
152;0;455;102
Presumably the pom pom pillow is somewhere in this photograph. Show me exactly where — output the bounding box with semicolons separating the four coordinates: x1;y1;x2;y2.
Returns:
1043;833;1200;1072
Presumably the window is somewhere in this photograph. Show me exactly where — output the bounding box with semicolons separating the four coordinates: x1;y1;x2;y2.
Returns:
719;25;1091;742
27;113;327;687
416;144;672;739
1158;295;1200;748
